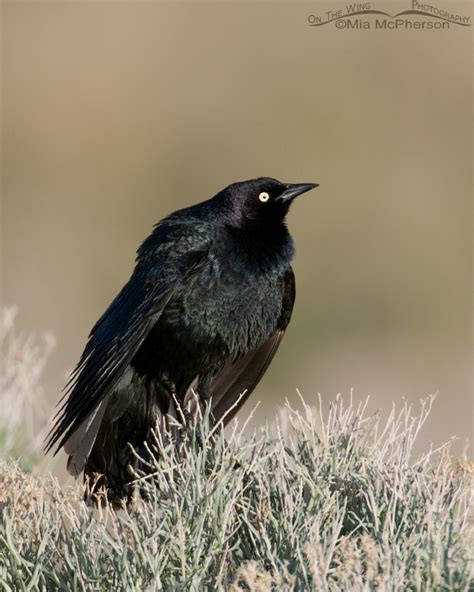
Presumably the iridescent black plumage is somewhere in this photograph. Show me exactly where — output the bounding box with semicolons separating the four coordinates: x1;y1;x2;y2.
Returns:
46;177;317;501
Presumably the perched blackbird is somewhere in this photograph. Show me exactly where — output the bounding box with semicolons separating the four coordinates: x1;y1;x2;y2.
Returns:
46;177;318;500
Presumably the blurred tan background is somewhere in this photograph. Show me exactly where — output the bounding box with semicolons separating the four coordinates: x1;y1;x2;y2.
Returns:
1;0;472;464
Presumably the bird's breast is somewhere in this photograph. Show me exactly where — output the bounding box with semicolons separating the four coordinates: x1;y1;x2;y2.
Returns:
136;238;292;381
173;255;287;356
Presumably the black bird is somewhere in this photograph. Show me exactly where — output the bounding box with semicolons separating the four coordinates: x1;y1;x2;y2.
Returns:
46;177;318;500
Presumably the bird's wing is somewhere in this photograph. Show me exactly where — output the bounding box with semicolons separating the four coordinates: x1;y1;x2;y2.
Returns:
45;248;208;454
209;266;296;425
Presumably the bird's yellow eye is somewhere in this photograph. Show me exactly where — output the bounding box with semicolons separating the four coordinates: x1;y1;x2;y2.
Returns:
258;192;270;203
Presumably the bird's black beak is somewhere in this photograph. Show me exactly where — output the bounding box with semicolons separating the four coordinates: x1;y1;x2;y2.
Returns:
278;182;319;202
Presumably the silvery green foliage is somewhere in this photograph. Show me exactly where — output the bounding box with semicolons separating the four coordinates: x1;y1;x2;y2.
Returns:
1;394;472;591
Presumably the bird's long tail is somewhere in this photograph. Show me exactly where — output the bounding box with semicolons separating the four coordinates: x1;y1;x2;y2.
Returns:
64;369;175;504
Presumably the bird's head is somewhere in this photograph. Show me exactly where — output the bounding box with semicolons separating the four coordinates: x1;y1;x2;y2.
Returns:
220;177;318;228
